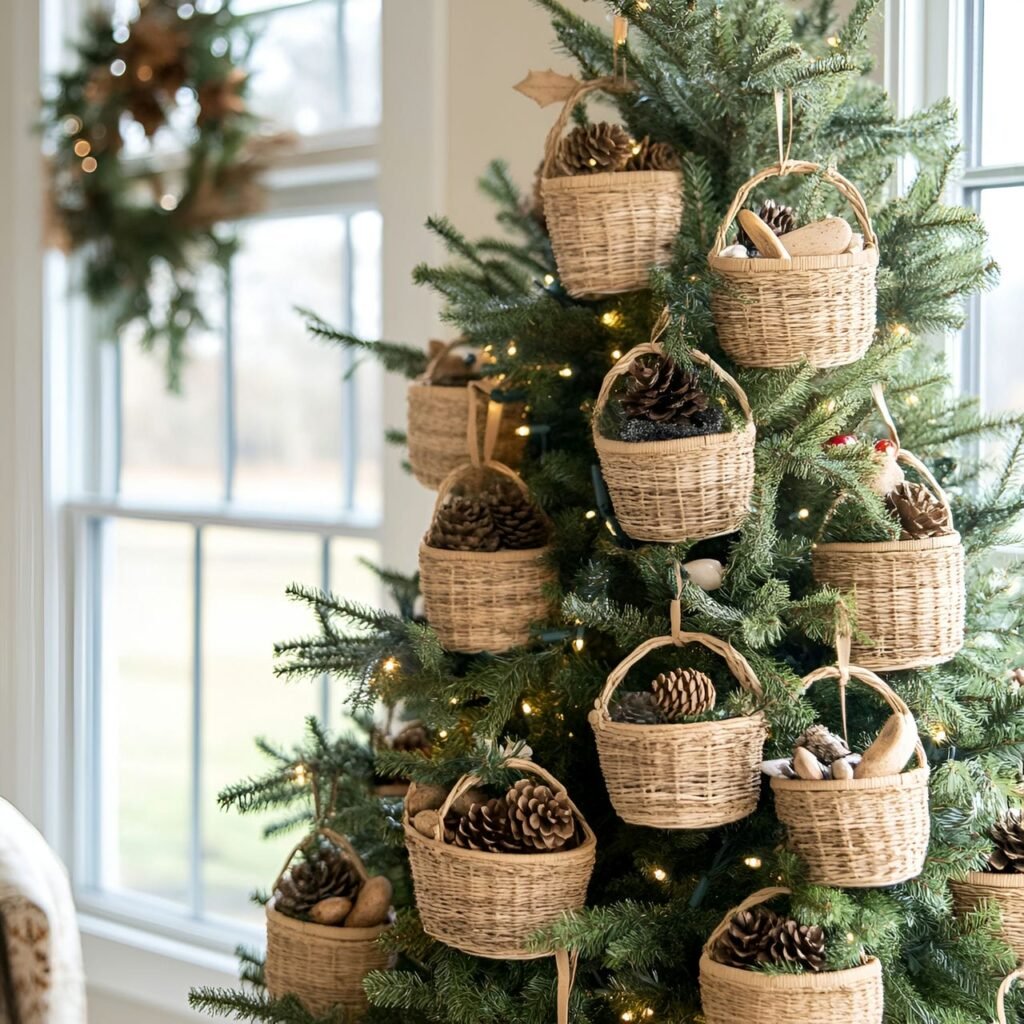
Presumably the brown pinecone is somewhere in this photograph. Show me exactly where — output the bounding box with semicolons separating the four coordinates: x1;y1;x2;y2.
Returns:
621;355;709;426
794;724;851;765
612;691;664;725
885;481;951;539
274;842;361;919
445;798;521;854
711;908;780;969
990;809;1024;873
553;122;633;176
506;779;577;852
485;481;549;550
391;721;431;754
736;199;797;254
531;159;547;226
1011;667;1024;689
651;668;716;722
766;918;827;973
624;136;681;172
428;496;501;552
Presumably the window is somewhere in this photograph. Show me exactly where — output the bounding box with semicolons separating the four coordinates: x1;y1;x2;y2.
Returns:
57;0;386;948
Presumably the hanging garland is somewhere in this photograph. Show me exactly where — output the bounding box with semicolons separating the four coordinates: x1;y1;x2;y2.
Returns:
43;0;287;390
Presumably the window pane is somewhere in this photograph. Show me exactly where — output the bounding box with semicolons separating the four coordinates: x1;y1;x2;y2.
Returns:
978;186;1024;413
98;519;194;906
978;3;1024;166
200;527;321;925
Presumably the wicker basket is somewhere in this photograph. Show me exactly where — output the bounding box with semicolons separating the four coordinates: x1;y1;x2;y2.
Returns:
590;627;766;829
997;968;1024;1024
407;340;526;491
539;77;682;298
593;339;756;543
771;665;930;887
264;828;395;1018
708;160;879;368
404;758;597;959
700;887;884;1024
419;461;555;654
952;872;1024;962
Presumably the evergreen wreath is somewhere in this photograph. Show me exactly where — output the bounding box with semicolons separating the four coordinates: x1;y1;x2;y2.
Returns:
43;0;284;390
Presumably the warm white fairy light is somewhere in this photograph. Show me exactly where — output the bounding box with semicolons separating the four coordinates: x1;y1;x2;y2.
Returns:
611;349;622;360
515;425;531;437
573;636;585;653
601;310;624;328
585;509;597;520
892;323;910;337
652;867;667;882
159;193;178;211
381;656;399;674
543;274;555;286
507;342;518;356
110;58;127;77
827;34;841;47
73;139;91;157
621;1014;634;1023
846;932;856;944
522;701;533;716
438;729;449;739
81;156;98;173
933;726;948;743
559;366;573;378
744;856;763;869
293;764;309;785
797;508;810;519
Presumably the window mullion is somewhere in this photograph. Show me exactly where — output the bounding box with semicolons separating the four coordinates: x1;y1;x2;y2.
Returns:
189;525;205;919
320;535;332;725
340;213;357;512
223;263;237;503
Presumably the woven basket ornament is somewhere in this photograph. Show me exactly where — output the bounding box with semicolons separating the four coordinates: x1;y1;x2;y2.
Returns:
419;459;555;654
951;873;1024;963
404;757;593;1023
812;383;965;670
590;566;767;828
264;827;395;1018
771;629;930;887
539;76;682;298
708;92;879;369
997;968;1024;1024
699;887;884;1024
593;314;756;543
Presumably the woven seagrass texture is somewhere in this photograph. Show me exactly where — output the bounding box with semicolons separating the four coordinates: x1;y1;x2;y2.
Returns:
593;341;756;543
997;969;1024;1024
952;873;1024;962
264;828;394;1017
708;160;879;368
771;666;930;887
590;630;766;829
539;78;681;298
700;888;884;1024
403;759;597;959
419;462;554;654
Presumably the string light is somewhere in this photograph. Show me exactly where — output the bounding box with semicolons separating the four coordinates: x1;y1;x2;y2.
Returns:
621;1014;635;1023
743;856;763;869
522;701;533;716
62;116;82;135
892;323;910;337
611;349;622;360
643;1011;654;1020
515;425;531;437
543;274;555;286
381;657;399;674
824;398;838;413
292;764;308;785
507;342;518;356
110;58;127;77
827;34;841;47
797;508;810;519
159;193;178;211
81;157;98;173
601;310;623;328
906;393;920;406
438;729;449;739
933;726;948;743
112;25;130;43
573;635;585;653
845;932;856;944
559;366;573;378
585;510;597;520
137;64;154;82
652;867;667;882
73;139;91;157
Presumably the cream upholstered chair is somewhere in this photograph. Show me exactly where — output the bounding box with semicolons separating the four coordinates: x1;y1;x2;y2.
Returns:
0;799;86;1024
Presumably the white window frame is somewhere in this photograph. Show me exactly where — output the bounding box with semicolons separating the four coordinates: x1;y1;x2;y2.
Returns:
0;0;442;1017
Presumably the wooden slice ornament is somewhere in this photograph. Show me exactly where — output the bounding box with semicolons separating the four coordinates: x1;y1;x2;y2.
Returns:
736;209;791;259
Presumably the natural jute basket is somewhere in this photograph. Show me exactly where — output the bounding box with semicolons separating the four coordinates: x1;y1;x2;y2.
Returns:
539;76;681;298
264;827;394;1018
812;386;965;671
700;887;884;1024
997;968;1024;1024
593;337;756;543
708;160;879;368
772;664;930;887
403;757;596;959
407;341;526;490
951;872;1024;962
419;461;555;654
590;604;767;828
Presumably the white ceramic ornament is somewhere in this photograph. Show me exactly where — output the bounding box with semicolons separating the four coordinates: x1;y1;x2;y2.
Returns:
854;712;919;779
683;558;725;591
777;217;853;257
737;209;790;259
793;746;825;780
870;443;906;496
718;244;750;259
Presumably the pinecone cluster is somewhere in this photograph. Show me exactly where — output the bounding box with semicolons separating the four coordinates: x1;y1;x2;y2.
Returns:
618;354;724;443
274;840;361;920
428;481;548;553
989;809;1024;873
444;779;578;854
736;199;797;255
712;906;827;973
611;668;718;725
885;481;952;540
552;123;680;177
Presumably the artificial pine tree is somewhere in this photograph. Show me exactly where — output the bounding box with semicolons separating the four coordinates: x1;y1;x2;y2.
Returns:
191;3;1024;1023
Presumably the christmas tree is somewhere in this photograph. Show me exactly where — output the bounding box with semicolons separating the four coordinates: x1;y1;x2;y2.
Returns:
191;2;1024;1022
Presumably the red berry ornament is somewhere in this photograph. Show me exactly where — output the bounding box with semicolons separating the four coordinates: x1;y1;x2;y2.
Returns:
826;434;858;448
874;438;897;454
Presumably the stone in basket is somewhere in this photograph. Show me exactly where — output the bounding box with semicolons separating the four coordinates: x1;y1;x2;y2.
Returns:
264;827;395;1018
593;329;756;544
403;758;597;959
418;461;555;654
407;339;527;490
699;887;884;1024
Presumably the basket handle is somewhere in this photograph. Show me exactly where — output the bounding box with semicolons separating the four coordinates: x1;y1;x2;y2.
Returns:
430;459;531;520
271;825;370;895
430;757;590;841
997;968;1024;1024
540;75;634;180
703;886;791;953
420;338;472;384
709;159;878;257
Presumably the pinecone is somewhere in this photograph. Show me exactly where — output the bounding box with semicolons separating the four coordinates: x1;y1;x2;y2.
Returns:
794;724;851;765
989;809;1024;873
651;668;716;722
1011;667;1024;689
485;481;549;550
506;779;577;852
765;918;827;973
711;908;779;969
885;481;951;540
446;798;522;854
428;496;501;552
621;355;709;426
736;199;797;254
391;721;431;754
274;842;361;919
612;690;665;725
624;135;681;172
553;122;633;176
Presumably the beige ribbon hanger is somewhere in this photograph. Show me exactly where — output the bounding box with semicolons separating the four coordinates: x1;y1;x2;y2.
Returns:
774;89;795;174
554;947;581;1024
465;381;505;468
834;600;853;744
613;15;629;83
